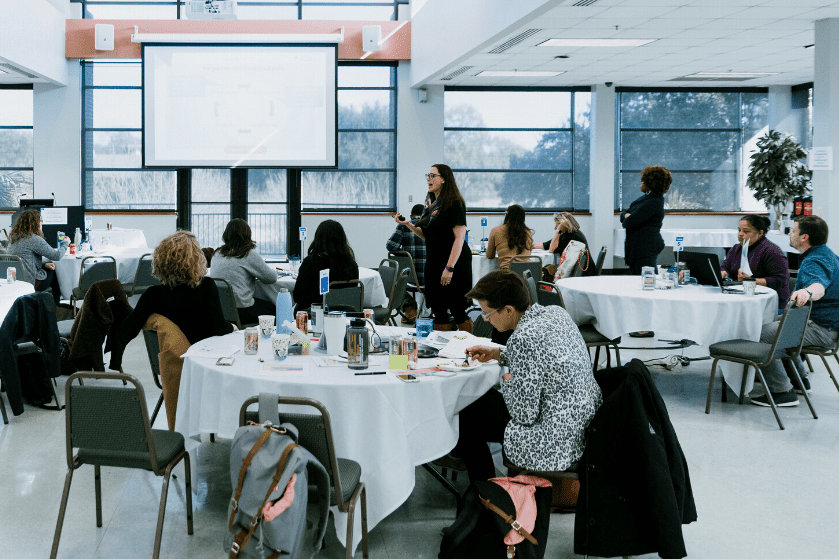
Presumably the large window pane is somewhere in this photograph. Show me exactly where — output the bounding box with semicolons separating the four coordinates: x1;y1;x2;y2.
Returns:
339;132;394;169
573;91;592;211
0;171;33;207
236;6;298;19
191;204;229;250
445;130;572;170
88;131;141;168
84;63;141;87
620;131;740;171
622;171;738;212
620;91;740;129
338;90;394;129
91;89;142;128
0;129;34;167
459;172;573;210
338;66;392;88
86;170;177;209
446;91;572;129
248;169;288;203
192;169;231;203
302;6;394;19
301;171;394;209
0;90;33;126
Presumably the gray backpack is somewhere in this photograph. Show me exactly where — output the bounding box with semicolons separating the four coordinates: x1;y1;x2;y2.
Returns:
224;393;330;559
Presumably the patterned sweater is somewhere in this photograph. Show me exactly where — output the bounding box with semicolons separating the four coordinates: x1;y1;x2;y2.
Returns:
502;304;602;471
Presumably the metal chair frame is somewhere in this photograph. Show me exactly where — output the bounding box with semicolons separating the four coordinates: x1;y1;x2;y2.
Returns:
239;395;369;559
0;254;27;282
706;299;816;430
142;330;165;427
126;253;160;296
388;250;427;315
800;335;839;395
510;256;543;285
326;279;365;313
71;256;117;316
594;246;608;276
211;276;244;329
51;371;193;559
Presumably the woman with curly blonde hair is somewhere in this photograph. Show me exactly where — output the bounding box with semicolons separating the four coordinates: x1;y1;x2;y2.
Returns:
6;208;68;303
121;231;233;345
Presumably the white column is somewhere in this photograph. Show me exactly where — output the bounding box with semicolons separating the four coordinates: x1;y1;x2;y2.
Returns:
813;19;839;253
589;84;616;268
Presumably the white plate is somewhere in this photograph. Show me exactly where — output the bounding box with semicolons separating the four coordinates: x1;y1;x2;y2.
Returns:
437;359;496;372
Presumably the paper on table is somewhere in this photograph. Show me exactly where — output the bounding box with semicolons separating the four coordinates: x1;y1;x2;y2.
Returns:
182;344;239;359
311;356;347;367
437;332;500;359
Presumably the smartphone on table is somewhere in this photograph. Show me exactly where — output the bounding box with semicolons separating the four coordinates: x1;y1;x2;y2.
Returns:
396;373;418;383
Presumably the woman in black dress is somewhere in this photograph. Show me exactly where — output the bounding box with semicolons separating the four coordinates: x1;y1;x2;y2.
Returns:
620;165;672;275
395;164;473;332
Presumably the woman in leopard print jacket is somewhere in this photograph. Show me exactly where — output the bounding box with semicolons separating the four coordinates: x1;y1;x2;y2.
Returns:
452;270;602;481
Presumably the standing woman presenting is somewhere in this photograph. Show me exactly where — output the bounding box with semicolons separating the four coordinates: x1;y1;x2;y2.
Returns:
621;165;672;275
395;164;473;332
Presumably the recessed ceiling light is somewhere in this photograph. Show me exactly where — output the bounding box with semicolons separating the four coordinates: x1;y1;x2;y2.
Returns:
476;70;564;77
684;72;777;79
538;38;656;48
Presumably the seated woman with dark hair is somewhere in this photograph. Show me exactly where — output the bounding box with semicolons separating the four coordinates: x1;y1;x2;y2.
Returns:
445;270;602;482
121;231;234;345
486;204;533;270
293;219;359;313
6;208;68;304
720;214;790;308
211;218;278;325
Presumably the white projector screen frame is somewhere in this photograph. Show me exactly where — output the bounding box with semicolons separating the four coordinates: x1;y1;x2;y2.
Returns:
142;43;338;168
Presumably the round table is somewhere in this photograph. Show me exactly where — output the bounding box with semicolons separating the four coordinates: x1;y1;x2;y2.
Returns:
0;281;35;322
557;275;778;394
174;331;500;552
253;266;388;308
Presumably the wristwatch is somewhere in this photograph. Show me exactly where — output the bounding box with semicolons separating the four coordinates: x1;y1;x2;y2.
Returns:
805;288;814;299
445;266;455;272
498;350;509;367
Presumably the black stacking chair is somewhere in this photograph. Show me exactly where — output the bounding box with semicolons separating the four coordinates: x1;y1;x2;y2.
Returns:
326;279;364;313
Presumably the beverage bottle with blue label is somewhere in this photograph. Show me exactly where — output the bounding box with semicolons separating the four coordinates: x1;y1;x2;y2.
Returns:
276;288;294;334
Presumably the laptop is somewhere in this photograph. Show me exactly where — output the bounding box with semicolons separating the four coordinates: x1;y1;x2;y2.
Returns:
678;251;742;293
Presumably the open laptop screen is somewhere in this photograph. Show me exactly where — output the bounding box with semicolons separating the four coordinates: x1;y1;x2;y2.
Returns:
679;251;725;286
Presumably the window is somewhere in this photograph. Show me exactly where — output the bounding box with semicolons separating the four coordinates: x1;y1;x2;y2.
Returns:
0;87;33;207
302;63;397;210
444;89;591;211
82;61;177;210
617;90;768;212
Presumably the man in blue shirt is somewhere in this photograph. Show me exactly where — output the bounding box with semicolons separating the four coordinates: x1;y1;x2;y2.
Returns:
755;215;839;407
386;204;426;323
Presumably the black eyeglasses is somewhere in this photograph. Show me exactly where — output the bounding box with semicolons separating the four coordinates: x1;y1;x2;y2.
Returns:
425;173;442;179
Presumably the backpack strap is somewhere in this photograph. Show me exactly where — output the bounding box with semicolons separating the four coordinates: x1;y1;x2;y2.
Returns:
229;428;274;531
478;496;538;546
258;392;281;426
229;440;299;559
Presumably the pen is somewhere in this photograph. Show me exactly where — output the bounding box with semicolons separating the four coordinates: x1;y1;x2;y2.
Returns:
354;371;386;376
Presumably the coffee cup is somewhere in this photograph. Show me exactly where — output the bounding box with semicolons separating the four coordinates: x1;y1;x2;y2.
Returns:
258;315;275;338
271;333;290;360
742;278;757;296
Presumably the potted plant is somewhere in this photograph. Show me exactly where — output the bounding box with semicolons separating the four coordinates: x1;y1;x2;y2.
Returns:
746;129;812;231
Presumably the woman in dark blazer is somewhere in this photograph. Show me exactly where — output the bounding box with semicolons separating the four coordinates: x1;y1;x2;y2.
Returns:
620;165;672;275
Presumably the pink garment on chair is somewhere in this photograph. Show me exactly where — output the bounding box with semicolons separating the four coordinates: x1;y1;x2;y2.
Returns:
491;475;552;545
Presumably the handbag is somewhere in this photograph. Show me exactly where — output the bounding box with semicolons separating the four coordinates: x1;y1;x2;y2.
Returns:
557;241;590;279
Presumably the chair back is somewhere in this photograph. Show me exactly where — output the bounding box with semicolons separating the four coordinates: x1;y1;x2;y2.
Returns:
768;299;812;362
142;330;163;391
594;246;608;276
388;250;422;288
239;396;350;508
472;315;494;338
326;279;364;313
377;259;399;295
78;256;118;292
0;254;27;282
387;268;412;314
510;257;542;284
537;281;564;307
522;269;539;306
65;371;165;473
211;277;242;328
129;254;160;296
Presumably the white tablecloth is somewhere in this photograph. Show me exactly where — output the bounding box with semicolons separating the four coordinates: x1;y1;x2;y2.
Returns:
612;228;796;258
54;247;152;301
88;228;148;250
470;250;553;286
253;267;388;308
557;275;778;394
175;331;500;552
0;281;34;322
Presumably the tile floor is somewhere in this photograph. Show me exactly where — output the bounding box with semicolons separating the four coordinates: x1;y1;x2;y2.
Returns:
1;336;838;558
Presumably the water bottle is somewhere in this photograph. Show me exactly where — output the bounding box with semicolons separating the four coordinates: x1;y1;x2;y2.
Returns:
346;318;369;370
74;227;82;247
275;288;294;334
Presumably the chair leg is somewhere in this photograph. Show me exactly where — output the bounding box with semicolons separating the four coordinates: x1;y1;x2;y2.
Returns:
360;484;369;559
151;393;164;427
738;364;750;405
605;345;612;368
592;346;601;372
706;358;719;414
825;355;839;393
754;368;784;430
50;378;63;410
50;468;75;559
95;464;103;527
210;433;215;443
786;358;818;420
804;354;814;372
183;453;194;535
0;392;8;424
154;468;174;559
612;343;621;367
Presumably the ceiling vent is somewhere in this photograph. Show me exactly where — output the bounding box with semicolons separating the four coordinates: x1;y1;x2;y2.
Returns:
572;0;601;6
488;29;543;54
0;63;38;79
670;76;758;82
440;66;474;81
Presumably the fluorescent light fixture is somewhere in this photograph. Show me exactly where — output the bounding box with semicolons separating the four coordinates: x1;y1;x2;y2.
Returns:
476;70;563;77
683;72;777;79
0;68;7;75
538;38;656;48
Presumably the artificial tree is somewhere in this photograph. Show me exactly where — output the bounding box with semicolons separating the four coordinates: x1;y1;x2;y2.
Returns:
746;129;812;230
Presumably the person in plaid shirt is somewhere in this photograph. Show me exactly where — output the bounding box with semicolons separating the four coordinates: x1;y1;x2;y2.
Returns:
387;204;426;323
